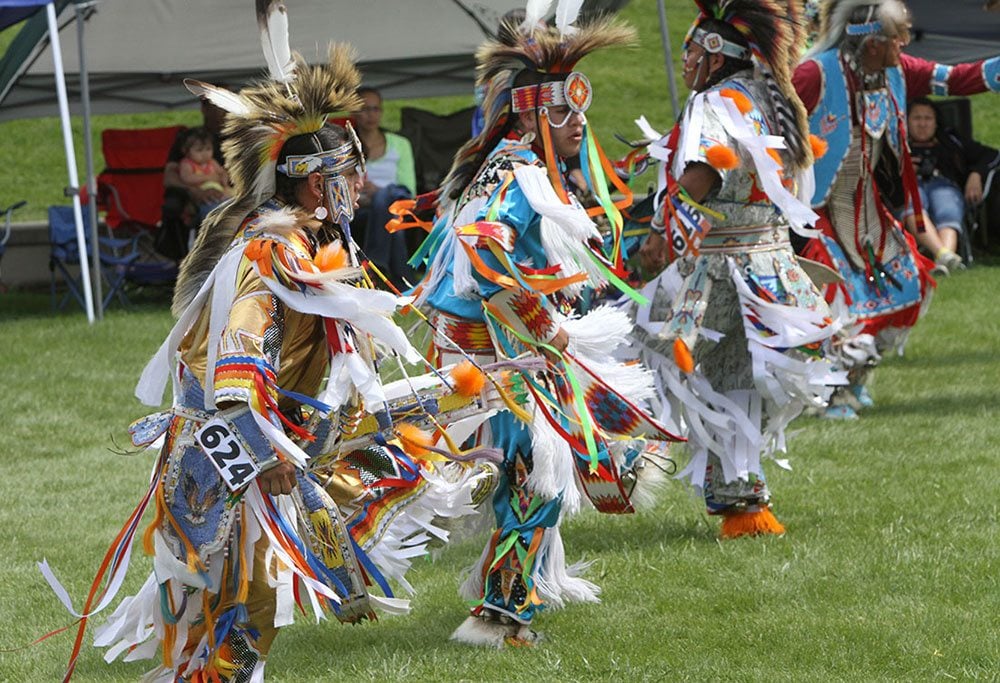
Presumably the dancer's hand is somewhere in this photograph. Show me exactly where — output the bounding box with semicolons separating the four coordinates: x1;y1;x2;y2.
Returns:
542;327;569;363
640;231;668;274
258;461;297;496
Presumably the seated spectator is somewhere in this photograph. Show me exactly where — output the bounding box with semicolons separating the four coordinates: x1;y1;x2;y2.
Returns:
177;127;232;213
159;98;228;260
906;97;1000;271
352;86;417;289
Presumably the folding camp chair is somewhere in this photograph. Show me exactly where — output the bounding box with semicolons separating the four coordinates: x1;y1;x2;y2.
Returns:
48;204;139;312
931;98;997;263
97;125;185;235
95;125;182;287
398;106;476;194
0;199;26;290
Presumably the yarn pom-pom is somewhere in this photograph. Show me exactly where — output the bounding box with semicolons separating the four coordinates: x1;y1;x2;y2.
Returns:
809;134;829;160
720;88;753;115
396;422;434;459
314;241;347;272
450;360;486;397
673;338;695;374
705;145;740;171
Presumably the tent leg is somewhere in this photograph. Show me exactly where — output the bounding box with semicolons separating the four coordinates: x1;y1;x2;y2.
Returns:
47;0;95;323
77;1;102;319
657;0;680;121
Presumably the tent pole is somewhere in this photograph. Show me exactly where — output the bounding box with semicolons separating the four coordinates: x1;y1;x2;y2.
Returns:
47;0;94;323
657;0;680;120
76;0;102;319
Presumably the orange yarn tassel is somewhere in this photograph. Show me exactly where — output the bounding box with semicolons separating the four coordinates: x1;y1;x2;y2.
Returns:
314;241;347;272
450;360;486;397
719;88;753;115
766;148;784;167
396;422;434;459
720;508;786;538
809;134;828;159
673;338;695;374
705;145;740;171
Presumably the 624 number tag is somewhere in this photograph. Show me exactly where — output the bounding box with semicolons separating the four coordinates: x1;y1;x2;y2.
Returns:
194;418;261;491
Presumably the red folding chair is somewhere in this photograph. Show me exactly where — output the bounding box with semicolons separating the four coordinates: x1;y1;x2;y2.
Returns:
95;125;184;289
97;125;185;234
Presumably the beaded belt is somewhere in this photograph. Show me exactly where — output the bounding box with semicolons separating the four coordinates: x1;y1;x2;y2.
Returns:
698;224;789;254
432;311;494;355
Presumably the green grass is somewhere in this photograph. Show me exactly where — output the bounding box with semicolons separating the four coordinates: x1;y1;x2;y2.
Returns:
2;1;1000;680
1;262;998;681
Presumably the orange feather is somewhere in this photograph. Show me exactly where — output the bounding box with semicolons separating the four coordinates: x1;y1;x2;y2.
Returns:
395;422;434;459
314;242;347;272
450;360;486;397
720;88;753;115
809;134;829;159
673;338;695;374
720;508;786;538
705;145;740;171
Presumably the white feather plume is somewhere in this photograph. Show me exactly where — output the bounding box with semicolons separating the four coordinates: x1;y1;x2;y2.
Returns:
256;0;294;84
522;0;555;33
555;0;585;36
183;79;251;117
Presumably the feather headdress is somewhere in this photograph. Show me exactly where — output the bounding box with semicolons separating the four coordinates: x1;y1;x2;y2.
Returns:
686;0;813;171
804;0;910;58
440;7;635;202
173;1;364;315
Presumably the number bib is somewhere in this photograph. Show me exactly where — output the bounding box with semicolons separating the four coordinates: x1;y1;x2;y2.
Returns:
195;418;262;491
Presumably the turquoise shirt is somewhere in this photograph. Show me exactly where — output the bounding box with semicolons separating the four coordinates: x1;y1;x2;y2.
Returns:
424;140;560;321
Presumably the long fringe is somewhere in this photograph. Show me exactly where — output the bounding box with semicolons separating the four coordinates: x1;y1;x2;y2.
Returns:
720;507;786;537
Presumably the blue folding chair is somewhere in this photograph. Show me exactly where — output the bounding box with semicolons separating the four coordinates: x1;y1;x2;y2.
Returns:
48;205;139;312
0;200;26;289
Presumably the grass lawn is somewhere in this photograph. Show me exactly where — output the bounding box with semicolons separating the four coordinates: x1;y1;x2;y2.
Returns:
1;260;998;681
1;0;999;680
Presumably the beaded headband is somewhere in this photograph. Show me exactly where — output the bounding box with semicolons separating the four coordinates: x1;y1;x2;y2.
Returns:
845;20;884;35
691;27;751;60
277;121;366;178
511;72;593;114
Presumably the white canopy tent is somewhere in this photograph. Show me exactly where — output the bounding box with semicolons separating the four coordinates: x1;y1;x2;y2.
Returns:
0;0;531;120
0;0;96;321
0;0;533;321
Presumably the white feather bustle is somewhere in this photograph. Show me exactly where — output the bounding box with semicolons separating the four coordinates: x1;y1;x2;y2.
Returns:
450;615;513;648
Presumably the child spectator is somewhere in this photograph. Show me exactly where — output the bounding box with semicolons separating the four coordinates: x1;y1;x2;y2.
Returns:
178;127;232;206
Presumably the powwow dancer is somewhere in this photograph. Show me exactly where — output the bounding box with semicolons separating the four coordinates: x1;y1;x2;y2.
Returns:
40;4;494;681
391;3;682;647
632;0;845;538
793;0;1000;418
